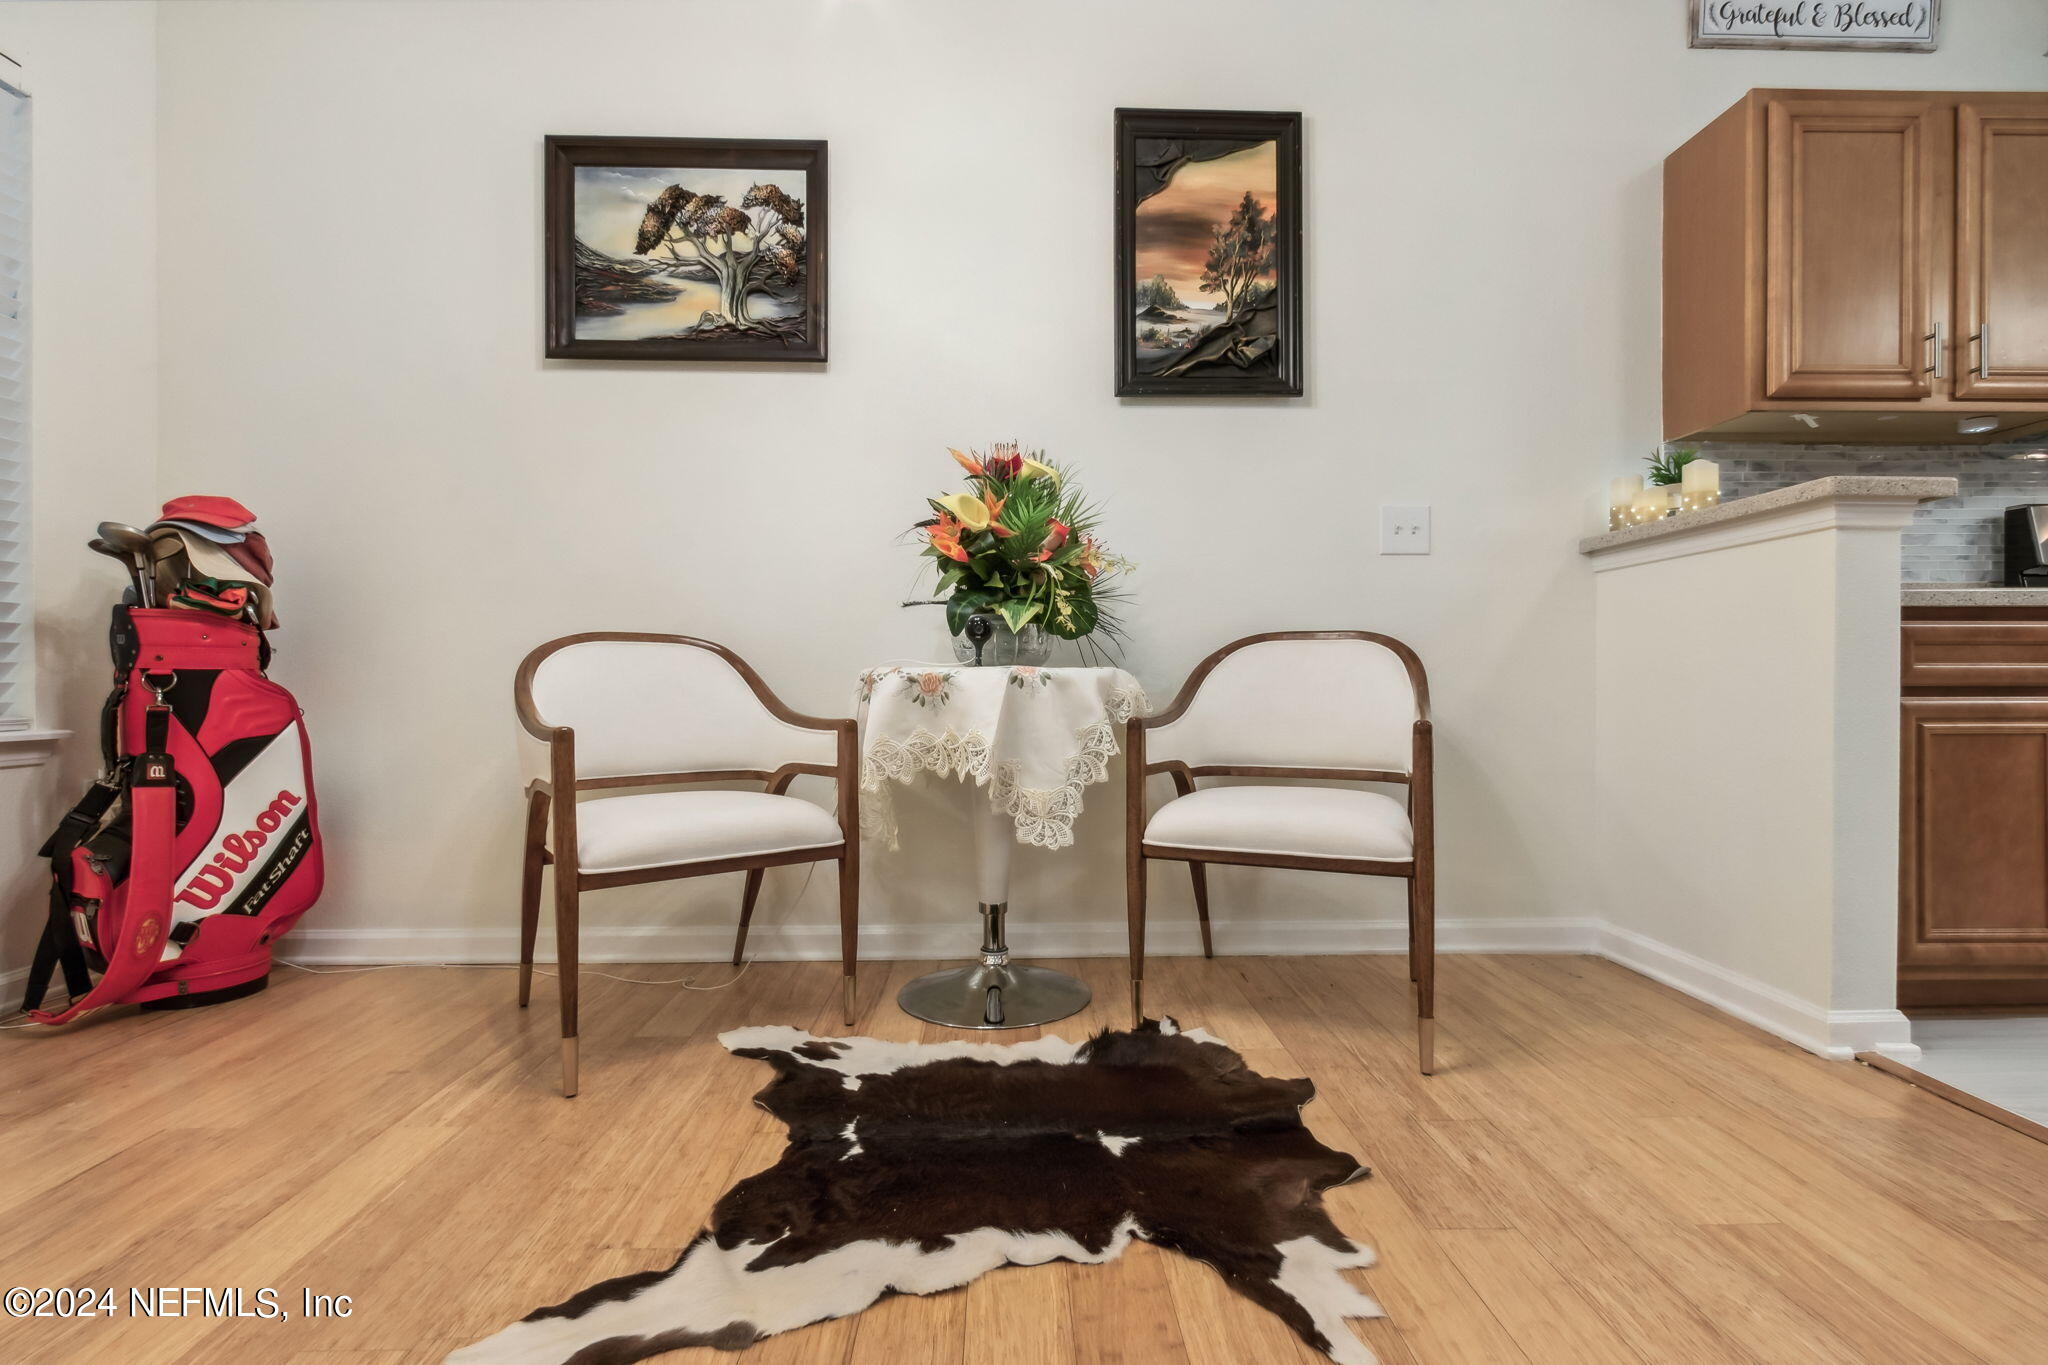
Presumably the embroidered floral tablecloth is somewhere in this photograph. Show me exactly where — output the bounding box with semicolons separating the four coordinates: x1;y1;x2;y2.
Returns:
856;664;1147;850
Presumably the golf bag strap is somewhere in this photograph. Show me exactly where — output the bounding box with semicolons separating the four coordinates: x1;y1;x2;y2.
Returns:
35;778;119;860
21;780;120;1012
20;885;93;1015
29;709;178;1025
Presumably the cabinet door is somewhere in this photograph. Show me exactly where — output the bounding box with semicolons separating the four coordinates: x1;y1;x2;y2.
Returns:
1765;99;1936;400
1900;700;2048;983
1954;103;2048;401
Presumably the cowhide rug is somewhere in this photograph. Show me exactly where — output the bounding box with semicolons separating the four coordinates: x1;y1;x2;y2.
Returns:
450;1018;1383;1365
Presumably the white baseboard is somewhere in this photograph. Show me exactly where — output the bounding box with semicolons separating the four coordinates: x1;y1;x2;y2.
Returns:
278;915;1601;967
1593;921;1919;1063
8;915;1917;1065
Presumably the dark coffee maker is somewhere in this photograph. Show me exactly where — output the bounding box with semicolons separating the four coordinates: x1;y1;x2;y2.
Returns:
2004;505;2048;587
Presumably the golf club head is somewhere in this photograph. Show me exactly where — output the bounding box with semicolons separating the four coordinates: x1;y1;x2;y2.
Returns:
88;536;149;606
96;521;154;559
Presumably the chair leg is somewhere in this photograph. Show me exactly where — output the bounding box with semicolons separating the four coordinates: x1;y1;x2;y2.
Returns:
733;868;766;967
555;865;580;1098
517;788;548;1008
1189;863;1214;959
1127;853;1149;1028
1414;864;1436;1076
837;853;859;1029
1406;877;1419;984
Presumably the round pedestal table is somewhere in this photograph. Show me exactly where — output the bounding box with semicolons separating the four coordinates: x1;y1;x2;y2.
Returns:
856;662;1146;1029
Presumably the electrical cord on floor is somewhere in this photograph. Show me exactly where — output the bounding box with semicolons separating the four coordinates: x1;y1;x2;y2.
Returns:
0;863;820;1024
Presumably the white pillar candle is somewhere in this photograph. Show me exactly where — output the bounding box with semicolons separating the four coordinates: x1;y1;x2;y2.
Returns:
1681;459;1719;493
1610;474;1644;506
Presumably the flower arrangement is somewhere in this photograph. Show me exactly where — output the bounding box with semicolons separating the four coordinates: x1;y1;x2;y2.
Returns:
910;443;1131;654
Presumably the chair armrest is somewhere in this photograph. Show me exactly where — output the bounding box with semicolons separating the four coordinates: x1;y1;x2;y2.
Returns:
1409;718;1433;828
721;654;846;734
833;719;860;844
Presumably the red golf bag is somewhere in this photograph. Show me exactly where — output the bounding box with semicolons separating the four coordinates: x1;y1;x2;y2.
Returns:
22;606;323;1023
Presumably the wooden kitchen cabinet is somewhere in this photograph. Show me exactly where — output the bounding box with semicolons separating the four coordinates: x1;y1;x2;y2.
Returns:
1901;612;2048;1007
1666;89;2048;444
1955;102;2048;402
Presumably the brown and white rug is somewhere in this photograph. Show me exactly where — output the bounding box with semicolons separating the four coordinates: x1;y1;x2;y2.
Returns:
450;1018;1383;1365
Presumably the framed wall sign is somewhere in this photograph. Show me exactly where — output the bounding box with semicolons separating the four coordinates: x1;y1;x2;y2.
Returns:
1114;108;1303;397
544;135;827;362
1689;0;1939;52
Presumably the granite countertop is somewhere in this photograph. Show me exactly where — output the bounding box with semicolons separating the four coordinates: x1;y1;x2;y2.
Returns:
1902;583;2048;607
1579;475;1959;556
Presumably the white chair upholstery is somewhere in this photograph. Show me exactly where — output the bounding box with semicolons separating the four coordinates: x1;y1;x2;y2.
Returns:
1144;785;1413;862
575;791;843;874
1142;637;1419;774
528;638;836;780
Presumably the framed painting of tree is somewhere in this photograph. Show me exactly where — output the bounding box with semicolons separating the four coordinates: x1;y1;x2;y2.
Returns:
544;135;826;362
1114;109;1302;397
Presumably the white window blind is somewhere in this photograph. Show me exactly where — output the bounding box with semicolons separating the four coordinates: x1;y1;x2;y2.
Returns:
0;78;27;732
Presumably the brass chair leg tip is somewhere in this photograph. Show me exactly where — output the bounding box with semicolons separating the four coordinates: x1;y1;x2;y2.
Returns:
561;1037;579;1098
1419;1019;1436;1076
842;976;857;1028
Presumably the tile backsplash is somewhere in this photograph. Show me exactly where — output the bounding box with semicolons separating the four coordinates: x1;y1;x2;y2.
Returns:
1678;440;2048;583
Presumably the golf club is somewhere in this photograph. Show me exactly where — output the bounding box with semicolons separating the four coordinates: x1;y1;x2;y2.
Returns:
87;536;148;605
96;522;157;608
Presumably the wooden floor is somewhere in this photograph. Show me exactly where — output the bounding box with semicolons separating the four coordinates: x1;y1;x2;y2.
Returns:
4;953;2048;1365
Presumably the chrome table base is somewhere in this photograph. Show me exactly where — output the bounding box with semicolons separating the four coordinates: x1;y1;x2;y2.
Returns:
897;901;1091;1029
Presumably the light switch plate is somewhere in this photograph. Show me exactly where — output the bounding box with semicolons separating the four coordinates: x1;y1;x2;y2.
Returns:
1380;505;1430;555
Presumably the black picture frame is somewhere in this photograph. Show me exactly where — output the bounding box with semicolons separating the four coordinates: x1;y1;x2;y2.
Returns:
1114;108;1302;397
544;135;827;363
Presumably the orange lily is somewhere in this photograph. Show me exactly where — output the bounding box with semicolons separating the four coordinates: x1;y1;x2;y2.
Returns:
928;512;969;562
1030;517;1069;563
984;492;1014;537
948;447;984;477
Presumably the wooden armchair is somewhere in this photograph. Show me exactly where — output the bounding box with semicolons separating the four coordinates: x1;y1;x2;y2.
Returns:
1125;631;1437;1072
514;633;858;1096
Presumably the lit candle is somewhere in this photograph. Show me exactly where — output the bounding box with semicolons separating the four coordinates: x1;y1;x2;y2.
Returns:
1680;459;1720;512
1609;475;1645;530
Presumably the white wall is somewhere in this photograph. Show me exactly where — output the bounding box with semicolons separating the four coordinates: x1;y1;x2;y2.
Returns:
6;1;2046;979
0;1;156;982
1589;493;1927;1060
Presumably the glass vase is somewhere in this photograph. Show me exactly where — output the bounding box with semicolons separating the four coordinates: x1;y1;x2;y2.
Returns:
951;611;1056;667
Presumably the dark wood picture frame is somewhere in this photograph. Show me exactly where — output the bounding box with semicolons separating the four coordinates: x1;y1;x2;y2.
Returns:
544;135;828;363
1114;108;1302;397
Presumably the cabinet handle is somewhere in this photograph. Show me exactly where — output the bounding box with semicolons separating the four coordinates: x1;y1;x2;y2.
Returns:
1925;324;1945;379
1971;326;1991;378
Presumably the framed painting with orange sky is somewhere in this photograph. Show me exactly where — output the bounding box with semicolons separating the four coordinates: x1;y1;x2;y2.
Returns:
1114;109;1301;396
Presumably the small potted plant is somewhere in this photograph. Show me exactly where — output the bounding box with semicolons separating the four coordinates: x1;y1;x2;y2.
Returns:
908;444;1131;665
1644;446;1698;515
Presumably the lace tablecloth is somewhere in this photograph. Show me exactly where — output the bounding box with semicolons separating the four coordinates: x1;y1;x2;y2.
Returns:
856;664;1147;850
